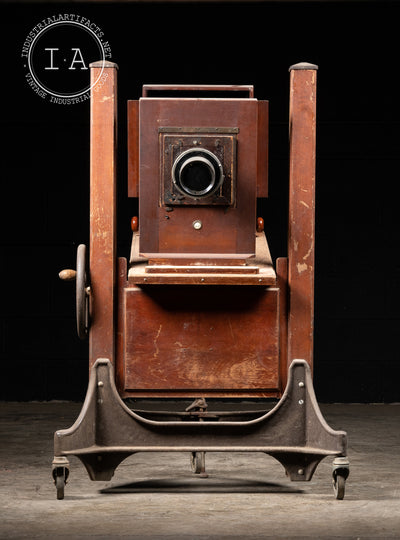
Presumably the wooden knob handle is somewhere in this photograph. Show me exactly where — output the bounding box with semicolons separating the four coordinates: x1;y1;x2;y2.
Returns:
131;216;139;231
59;269;77;281
131;216;139;232
257;217;264;232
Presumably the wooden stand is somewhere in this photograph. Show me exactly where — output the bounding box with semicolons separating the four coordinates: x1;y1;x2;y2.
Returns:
55;62;349;500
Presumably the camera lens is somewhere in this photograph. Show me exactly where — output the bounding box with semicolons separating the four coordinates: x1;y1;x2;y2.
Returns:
172;148;224;199
179;156;215;196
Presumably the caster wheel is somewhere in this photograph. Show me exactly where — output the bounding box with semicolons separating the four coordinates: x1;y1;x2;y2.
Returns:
53;467;69;500
56;471;65;500
332;457;349;500
332;471;346;500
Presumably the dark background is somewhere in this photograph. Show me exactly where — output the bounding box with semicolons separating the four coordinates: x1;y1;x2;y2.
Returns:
1;1;399;402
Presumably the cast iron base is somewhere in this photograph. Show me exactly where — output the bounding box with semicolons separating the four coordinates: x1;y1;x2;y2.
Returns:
53;359;348;498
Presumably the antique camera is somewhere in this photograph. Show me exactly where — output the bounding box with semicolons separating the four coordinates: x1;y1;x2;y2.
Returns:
128;85;268;263
56;65;349;503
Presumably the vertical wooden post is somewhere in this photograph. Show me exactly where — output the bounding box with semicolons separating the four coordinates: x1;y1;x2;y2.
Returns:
287;62;318;372
89;61;118;367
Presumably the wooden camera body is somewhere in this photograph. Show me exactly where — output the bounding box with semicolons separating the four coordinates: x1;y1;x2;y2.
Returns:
128;85;268;262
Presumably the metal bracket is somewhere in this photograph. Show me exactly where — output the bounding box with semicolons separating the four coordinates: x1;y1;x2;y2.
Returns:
54;358;347;486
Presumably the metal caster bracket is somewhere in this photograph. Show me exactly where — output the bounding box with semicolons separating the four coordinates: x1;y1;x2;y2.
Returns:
53;358;347;498
52;456;70;500
332;456;350;500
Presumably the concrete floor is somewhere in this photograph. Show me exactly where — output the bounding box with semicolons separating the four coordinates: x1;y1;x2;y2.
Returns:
0;402;399;539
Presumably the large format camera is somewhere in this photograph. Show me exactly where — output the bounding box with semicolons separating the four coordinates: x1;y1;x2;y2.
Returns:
128;85;268;262
55;65;348;503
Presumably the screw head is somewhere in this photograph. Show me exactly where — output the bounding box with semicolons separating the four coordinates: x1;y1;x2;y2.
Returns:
193;219;202;230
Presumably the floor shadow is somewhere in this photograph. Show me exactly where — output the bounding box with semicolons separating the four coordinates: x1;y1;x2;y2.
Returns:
100;476;303;494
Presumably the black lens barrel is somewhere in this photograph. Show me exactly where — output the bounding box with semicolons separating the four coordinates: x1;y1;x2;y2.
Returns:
172;148;224;198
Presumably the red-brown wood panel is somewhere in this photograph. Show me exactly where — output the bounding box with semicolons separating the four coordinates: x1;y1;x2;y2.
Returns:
127;100;139;198
138;98;258;258
122;286;280;397
287;64;317;371
276;257;288;390
89;61;118;367
257;100;269;198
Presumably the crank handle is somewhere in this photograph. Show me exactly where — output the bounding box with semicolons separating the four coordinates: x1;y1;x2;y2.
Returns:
59;269;77;281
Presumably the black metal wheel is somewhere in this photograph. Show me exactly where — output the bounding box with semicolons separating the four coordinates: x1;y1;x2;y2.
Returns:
332;457;349;500
53;467;69;500
76;244;90;340
332;471;346;500
56;471;65;500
